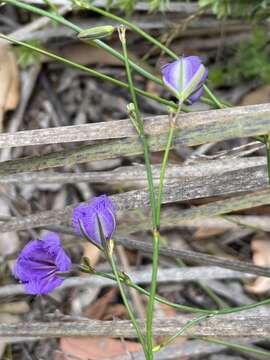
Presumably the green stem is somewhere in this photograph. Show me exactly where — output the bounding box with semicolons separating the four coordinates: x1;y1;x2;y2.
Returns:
146;112;179;356
86;267;270;316
0;33;177;110
153;314;209;352
118;27;158;358
3;0;162;85
146;230;160;359
199;337;270;358
118;25;157;228
174;257;226;309
156;123;175;226
202;84;225;109
140;134;157;227
85;265;270;356
144;121;176;358
5;0;225;110
78;2;226;110
108;246;148;357
80;2;178;61
197;281;227;308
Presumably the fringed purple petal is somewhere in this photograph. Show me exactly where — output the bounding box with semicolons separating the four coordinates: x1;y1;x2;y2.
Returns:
25;276;63;295
13;233;71;295
55;248;72;272
72;195;116;247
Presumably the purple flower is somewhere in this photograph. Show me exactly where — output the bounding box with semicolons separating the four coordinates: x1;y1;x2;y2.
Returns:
72;195;116;249
161;55;208;103
13;233;71;295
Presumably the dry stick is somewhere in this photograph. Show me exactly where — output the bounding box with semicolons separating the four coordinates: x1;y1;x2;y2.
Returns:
114;237;270;278
0;158;268;235
0;156;265;185
1;313;270;338
0;103;269;149
0;105;270;176
43;214;270;234
1;174;270;232
0;266;252;298
1;190;270;278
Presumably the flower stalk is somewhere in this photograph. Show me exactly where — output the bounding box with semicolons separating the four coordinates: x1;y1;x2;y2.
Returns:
119;25;159;358
107;240;148;357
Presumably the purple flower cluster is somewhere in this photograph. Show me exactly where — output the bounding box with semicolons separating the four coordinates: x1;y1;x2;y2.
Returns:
161;55;208;103
13;233;71;295
13;195;116;295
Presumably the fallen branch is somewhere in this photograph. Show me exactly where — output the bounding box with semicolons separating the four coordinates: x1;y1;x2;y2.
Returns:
0;104;269;175
1;313;270;338
0;266;252;298
1;187;270;234
0;157;265;185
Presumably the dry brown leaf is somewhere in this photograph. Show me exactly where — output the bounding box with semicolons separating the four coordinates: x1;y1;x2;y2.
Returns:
0;44;20;130
57;336;141;360
103;304;128;320
246;236;270;294
193;227;226;239
83;288;117;320
240;85;270;106
83;242;100;267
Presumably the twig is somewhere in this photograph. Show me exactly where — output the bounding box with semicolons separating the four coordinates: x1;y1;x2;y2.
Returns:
0;103;268;149
1;313;270;338
1;185;270;233
115;237;270;278
0;156;265;185
0;266;253;298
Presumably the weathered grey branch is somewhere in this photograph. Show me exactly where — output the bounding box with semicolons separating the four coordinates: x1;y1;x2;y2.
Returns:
0;104;269;175
0;104;269;148
1;179;270;233
0;157;265;185
46;214;270;233
115;238;270;278
0;266;253;298
1;313;270;338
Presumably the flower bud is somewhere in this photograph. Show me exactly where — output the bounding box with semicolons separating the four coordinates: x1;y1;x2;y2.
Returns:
72;195;116;250
161;55;208;104
78;25;115;40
